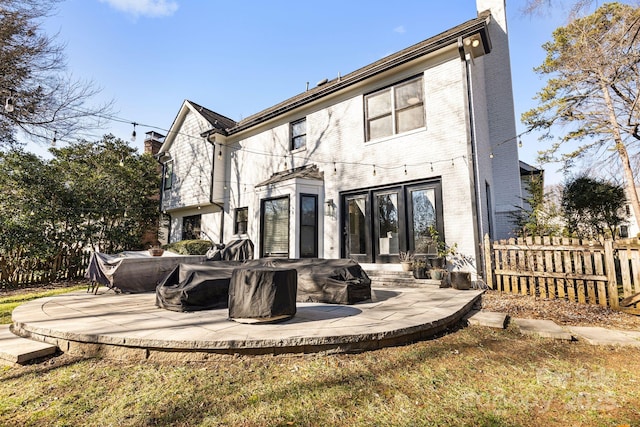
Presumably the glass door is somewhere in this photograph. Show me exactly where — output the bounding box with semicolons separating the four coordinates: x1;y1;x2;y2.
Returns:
343;194;371;262
373;189;405;263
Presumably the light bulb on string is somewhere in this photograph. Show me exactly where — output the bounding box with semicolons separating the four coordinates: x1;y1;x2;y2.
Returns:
51;131;57;147
217;147;222;160
430;162;434;172
404;164;407;175
131;122;137;142
489;152;494;159
333;162;337;175
518;138;523;148
373;165;376;176
451;158;454;166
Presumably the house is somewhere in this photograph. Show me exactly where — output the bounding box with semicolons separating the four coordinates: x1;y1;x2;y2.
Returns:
156;0;522;276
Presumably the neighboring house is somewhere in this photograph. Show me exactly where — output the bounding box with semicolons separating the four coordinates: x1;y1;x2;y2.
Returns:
519;160;544;212
157;0;522;276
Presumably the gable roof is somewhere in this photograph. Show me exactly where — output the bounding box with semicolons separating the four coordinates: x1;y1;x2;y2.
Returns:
199;10;492;138
187;100;236;135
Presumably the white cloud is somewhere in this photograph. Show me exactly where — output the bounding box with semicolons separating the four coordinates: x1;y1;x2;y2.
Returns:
394;25;406;34
99;0;179;18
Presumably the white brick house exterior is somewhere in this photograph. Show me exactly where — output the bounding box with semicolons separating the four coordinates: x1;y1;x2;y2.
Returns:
157;0;521;277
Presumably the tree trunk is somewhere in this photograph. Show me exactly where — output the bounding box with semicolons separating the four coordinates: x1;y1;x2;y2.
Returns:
601;82;640;233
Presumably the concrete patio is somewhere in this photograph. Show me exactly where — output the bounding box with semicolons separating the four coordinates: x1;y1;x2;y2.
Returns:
9;285;482;361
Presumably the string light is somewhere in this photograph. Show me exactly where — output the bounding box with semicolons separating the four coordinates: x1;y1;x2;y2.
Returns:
451;158;454;166
217;147;222;160
131;122;137;142
404;164;407;175
333;162;337;175
373;165;376;176
430;162;434;172
489;152;494;159
51;131;57;147
518;138;523;148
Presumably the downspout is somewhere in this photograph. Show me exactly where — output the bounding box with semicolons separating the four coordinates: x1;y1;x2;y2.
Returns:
206;135;225;245
458;36;485;281
154;153;172;243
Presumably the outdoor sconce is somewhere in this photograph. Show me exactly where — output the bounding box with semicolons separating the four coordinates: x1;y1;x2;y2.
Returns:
325;198;336;217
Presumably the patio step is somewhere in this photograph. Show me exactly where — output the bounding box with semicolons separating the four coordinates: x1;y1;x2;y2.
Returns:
0;325;57;365
365;269;441;287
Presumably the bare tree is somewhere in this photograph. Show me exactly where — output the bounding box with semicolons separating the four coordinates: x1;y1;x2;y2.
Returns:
521;0;597;19
0;0;112;148
522;3;640;230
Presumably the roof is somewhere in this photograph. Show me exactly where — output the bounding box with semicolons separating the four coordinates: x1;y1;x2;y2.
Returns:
200;10;492;137
186;100;236;136
256;164;324;187
519;161;544;176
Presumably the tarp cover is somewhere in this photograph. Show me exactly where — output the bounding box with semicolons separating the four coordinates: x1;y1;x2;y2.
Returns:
155;258;371;312
85;251;208;293
228;267;297;319
86;239;255;294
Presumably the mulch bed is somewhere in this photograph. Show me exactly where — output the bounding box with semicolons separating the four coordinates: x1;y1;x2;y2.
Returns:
481;289;640;331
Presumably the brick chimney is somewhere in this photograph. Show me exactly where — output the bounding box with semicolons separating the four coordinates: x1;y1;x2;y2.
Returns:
144;131;165;156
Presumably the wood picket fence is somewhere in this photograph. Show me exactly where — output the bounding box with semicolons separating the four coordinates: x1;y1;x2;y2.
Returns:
0;251;91;289
483;235;640;311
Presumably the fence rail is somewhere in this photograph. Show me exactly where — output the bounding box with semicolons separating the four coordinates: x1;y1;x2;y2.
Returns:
484;235;640;310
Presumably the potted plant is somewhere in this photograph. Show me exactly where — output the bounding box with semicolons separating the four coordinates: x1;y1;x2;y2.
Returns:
148;241;164;257
430;268;445;281
427;225;457;269
399;251;415;271
412;257;429;279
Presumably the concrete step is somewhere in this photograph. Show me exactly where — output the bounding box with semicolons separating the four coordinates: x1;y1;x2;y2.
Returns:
365;269;441;287
464;309;508;329
0;325;57;365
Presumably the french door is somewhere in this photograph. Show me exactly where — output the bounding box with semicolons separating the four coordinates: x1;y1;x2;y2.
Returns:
342;180;442;263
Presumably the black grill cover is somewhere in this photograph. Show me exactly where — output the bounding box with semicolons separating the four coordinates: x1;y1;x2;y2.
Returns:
228;267;297;319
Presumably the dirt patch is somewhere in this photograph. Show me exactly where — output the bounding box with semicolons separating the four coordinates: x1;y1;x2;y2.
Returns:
481;290;640;331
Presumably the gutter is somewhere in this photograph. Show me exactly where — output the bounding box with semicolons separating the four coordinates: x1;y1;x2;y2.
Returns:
206;136;225;245
458;36;485;281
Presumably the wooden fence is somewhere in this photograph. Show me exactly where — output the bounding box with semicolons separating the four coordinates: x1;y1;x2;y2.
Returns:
483;235;640;311
0;251;91;288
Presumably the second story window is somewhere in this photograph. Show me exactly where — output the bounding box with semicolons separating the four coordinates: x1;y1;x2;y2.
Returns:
163;160;174;190
365;75;425;141
291;118;306;150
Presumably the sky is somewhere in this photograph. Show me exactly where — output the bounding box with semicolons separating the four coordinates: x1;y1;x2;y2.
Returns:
24;0;625;185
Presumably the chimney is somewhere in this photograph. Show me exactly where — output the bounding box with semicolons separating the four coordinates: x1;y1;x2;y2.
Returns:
144;131;165;156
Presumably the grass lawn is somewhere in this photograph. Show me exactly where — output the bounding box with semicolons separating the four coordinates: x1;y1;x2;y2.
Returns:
1;287;639;426
0;285;86;325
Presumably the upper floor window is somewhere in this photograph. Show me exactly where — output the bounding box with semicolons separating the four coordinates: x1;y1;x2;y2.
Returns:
291;118;306;150
365;76;425;141
234;207;248;235
163;160;174;190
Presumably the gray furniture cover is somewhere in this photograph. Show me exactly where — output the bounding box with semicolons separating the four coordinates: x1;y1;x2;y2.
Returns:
155;258;372;312
86;239;255;294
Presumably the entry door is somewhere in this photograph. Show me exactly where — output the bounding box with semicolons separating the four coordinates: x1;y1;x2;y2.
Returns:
373;188;405;263
344;194;371;262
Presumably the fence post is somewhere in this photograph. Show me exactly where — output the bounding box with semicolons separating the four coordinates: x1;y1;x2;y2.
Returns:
484;234;494;289
604;239;619;308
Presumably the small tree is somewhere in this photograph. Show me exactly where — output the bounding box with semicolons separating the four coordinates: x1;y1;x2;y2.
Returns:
522;3;640;232
510;173;563;237
561;175;627;239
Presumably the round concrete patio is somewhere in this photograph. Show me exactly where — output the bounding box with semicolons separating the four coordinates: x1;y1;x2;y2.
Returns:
11;285;482;360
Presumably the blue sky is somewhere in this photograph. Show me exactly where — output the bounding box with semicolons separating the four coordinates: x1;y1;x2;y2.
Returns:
26;0;618;184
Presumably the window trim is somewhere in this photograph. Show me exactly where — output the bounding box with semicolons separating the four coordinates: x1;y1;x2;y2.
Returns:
290;118;307;151
234;207;248;235
364;75;425;142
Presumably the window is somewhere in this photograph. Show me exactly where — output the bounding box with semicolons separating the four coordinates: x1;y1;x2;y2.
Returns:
300;195;318;258
365;76;425;141
290;118;306;150
163;160;173;190
261;196;290;257
182;215;201;240
234;207;248;235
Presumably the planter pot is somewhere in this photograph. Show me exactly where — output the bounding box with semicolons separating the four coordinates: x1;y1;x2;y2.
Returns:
430;257;445;269
450;271;471;290
412;267;428;279
400;261;413;272
149;247;164;257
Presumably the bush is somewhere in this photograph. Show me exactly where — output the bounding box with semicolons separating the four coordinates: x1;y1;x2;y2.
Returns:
162;240;212;255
